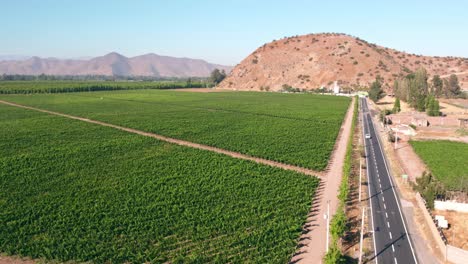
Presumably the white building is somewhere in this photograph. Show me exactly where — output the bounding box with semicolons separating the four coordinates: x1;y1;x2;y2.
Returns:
332;81;340;94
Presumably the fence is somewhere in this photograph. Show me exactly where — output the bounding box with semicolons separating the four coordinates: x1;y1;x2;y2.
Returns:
415;193;468;263
434;200;468;213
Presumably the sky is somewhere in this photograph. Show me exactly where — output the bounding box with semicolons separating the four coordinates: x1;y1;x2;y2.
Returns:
1;0;467;65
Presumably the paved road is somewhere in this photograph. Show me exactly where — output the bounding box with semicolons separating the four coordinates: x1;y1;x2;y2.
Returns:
361;98;418;264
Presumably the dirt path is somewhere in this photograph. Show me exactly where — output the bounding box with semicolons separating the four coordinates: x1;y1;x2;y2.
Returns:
0;256;34;264
0;99;324;178
290;97;355;263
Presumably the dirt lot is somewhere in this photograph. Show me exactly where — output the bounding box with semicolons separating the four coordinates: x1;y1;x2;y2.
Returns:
440;98;468;110
433;210;468;250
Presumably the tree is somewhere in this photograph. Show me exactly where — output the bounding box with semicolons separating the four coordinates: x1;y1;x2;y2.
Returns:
369;76;384;102
432;75;443;97
210;69;227;85
392;98;401;113
448;74;461;97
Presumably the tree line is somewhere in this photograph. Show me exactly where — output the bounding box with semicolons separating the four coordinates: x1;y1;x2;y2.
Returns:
369;67;462;116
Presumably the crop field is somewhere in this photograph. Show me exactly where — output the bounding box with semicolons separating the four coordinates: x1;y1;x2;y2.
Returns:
0;90;350;170
0;80;208;94
0;104;319;263
410;140;468;191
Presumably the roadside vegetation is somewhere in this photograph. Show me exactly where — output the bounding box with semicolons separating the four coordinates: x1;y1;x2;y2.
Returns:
325;96;358;263
0;104;319;263
0;91;350;170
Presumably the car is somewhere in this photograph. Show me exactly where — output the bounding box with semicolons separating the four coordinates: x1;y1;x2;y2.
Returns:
365;133;371;139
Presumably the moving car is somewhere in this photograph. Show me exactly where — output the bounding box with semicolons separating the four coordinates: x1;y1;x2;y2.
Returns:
365;133;371;139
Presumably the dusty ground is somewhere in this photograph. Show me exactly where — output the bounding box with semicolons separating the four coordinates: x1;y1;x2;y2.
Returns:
0;256;35;264
376;95;412;113
433;210;468;250
218;33;468;91
341;116;373;262
291;98;355;263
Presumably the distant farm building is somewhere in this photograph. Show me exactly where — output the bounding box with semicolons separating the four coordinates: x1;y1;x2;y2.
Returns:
458;118;468;127
411;115;429;127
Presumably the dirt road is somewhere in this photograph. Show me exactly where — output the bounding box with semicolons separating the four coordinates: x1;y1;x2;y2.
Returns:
290;97;355;263
0;99;324;178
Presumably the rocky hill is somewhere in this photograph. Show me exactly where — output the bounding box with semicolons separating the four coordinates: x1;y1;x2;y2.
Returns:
0;52;232;77
218;33;468;91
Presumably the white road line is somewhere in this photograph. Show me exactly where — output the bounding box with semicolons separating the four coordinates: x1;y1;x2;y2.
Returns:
394;257;398;264
386;212;388;218
389;231;393;239
382;196;385;202
369;103;418;264
362;100;378;264
384;203;387;210
387;221;390;228
392;244;395;252
379;183;382;189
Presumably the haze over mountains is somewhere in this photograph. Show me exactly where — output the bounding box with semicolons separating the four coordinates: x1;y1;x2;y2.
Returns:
219;33;468;91
0;52;232;77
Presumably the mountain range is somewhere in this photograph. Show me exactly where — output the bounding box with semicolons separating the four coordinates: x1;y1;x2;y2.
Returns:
0;52;232;77
219;33;468;91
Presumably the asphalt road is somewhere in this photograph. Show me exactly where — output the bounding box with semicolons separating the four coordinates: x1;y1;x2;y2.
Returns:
361;98;418;264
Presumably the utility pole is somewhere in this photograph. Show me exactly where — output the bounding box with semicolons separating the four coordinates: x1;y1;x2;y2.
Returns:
324;200;330;253
359;207;366;264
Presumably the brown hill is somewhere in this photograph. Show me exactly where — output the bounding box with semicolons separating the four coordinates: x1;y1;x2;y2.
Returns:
219;33;468;91
0;52;232;77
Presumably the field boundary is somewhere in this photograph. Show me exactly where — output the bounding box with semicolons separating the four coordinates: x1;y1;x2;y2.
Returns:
290;97;355;263
0;99;324;178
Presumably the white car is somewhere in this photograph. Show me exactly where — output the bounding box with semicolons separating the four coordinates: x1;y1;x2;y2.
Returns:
365;134;371;139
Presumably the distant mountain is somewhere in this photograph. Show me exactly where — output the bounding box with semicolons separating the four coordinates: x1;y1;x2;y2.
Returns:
219;33;468;91
0;55;32;61
0;52;232;77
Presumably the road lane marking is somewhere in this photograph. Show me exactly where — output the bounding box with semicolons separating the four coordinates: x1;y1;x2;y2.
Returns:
389;231;393;239
382;196;385;202
369;104;418;264
384;203;387;210
394;257;398;264
385;212;388;218
392;244;395;252
387;221;390;228
362;100;378;264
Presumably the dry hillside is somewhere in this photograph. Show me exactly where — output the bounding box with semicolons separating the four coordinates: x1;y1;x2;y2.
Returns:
219;33;468;91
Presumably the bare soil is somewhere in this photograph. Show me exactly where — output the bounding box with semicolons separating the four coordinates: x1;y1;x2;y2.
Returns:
433;210;468;250
0;256;35;264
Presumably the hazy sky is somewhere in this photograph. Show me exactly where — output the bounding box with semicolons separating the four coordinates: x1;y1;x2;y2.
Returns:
1;0;467;65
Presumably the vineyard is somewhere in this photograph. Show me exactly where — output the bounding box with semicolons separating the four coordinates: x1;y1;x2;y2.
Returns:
410;140;468;191
0;104;319;263
0;80;210;94
0;90;350;170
